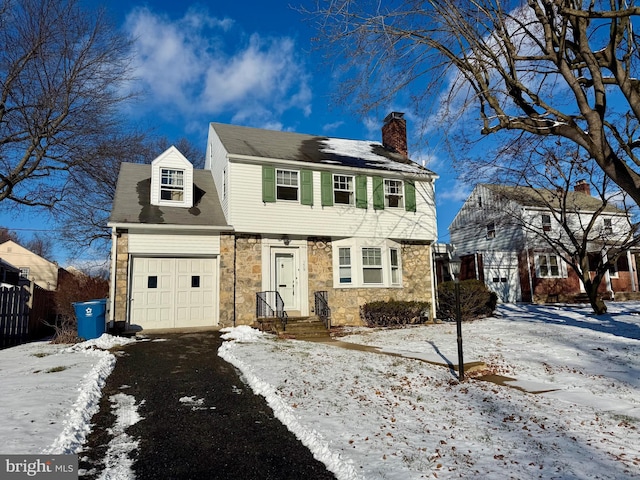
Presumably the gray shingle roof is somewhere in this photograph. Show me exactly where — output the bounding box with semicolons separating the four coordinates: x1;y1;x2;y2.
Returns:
484;184;625;213
211;122;436;176
109;163;229;227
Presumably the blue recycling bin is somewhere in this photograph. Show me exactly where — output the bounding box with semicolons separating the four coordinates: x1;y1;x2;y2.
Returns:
74;299;107;340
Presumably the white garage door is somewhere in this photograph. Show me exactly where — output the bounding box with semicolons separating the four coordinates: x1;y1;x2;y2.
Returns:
130;257;217;329
483;251;521;303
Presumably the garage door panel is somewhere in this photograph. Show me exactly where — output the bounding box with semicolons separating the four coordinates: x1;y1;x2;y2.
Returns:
130;257;217;330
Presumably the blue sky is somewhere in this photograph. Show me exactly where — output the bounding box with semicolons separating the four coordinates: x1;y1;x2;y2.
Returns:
0;0;464;265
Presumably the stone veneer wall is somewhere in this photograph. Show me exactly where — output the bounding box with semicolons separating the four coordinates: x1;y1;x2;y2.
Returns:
113;230;129;321
218;233;236;327
307;238;434;326
233;234;263;325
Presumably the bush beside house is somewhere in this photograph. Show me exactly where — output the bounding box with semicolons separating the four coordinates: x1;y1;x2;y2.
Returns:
437;279;498;322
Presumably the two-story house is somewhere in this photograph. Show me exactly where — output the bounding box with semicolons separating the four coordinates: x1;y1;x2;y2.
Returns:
108;113;439;331
449;183;639;303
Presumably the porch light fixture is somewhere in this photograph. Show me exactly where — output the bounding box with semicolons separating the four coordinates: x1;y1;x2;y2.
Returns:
282;236;291;246
449;255;464;382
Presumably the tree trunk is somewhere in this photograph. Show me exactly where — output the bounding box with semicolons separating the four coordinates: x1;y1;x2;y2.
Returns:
584;282;608;315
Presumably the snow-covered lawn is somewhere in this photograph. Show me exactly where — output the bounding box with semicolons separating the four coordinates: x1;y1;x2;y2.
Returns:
1;303;639;479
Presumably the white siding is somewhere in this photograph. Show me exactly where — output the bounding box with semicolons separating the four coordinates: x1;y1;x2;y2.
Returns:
205;124;231;220
150;147;194;208
227;162;437;241
129;231;220;255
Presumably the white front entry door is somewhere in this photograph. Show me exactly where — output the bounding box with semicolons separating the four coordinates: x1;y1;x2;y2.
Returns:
274;251;298;311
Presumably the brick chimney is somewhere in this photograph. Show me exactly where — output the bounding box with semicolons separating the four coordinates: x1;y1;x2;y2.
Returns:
382;112;408;157
574;179;591;195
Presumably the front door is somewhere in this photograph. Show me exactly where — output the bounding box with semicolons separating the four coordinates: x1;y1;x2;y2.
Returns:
275;252;297;310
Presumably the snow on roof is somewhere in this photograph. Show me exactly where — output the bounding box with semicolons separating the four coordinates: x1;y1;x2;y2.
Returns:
320;138;428;174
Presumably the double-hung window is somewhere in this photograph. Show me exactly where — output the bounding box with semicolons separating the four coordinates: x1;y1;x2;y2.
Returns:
276;169;298;201
486;222;496;239
542;214;551;232
338;247;352;284
537;253;561;278
603;218;613;235
161;169;184;201
334;175;354;205
362;247;383;284
384;179;404;208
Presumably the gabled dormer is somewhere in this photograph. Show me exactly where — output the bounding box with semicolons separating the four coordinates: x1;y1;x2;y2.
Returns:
150;146;194;208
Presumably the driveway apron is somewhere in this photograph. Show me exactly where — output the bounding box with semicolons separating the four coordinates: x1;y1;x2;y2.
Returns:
79;331;335;480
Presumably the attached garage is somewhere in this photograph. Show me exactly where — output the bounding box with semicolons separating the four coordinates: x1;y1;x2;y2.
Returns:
130;257;218;330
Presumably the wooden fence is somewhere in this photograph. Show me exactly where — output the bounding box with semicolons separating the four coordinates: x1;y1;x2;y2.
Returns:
0;283;55;348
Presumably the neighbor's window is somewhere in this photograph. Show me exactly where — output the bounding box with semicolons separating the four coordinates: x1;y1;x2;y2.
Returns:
276;169;298;201
603;218;613;235
390;248;400;285
486;222;496;239
537;254;561;278
362;247;383;284
542;214;552;232
160;169;184;201
338;247;352;284
384;179;404;208
333;175;354;205
19;267;30;279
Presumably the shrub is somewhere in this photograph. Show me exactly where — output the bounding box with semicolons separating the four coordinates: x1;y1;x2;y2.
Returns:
437;279;498;322
360;300;431;327
49;270;109;343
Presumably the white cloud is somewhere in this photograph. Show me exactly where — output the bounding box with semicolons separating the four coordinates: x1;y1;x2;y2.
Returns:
123;7;311;128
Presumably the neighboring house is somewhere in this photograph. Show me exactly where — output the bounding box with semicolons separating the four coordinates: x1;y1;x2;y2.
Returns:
449;183;639;303
108;113;439;330
0;258;20;287
0;240;60;290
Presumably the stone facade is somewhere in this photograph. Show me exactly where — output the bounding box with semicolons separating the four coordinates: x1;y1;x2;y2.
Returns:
232;234;263;325
113;231;129;321
218;233;236;327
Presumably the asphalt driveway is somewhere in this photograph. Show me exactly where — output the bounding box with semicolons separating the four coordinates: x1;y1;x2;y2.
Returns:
79;331;335;479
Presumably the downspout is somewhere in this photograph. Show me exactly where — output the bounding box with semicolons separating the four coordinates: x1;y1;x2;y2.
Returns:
474;252;480;280
108;227;118;325
430;243;438;321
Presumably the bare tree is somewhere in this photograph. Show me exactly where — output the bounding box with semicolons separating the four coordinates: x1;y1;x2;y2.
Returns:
0;0;133;208
25;232;54;260
307;1;640;206
457;146;640;314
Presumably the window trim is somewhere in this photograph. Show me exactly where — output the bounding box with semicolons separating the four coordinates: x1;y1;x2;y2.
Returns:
332;239;403;288
384;179;404;208
486;222;496;239
333;174;355;205
276;168;299;202
535;253;564;278
160;168;185;202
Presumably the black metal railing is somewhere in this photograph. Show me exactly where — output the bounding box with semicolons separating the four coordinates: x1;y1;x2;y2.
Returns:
314;290;331;329
256;291;288;330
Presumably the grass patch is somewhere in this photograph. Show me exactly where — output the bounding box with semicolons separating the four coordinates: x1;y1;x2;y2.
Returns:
31;352;51;358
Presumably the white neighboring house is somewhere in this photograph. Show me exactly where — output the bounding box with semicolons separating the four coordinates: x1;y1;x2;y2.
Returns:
449;182;639;303
109;114;440;331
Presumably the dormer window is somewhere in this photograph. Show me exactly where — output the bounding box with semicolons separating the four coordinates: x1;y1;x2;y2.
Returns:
150;146;194;208
161;169;185;201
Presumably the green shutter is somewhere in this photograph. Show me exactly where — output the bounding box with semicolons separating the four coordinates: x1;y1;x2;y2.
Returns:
301;169;313;206
262;166;276;203
373;176;384;210
405;180;416;212
356;175;368;209
321;171;333;206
